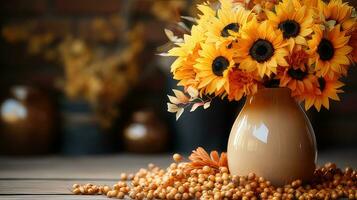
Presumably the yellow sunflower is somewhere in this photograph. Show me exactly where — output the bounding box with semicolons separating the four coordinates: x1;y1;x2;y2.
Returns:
206;0;252;46
318;0;356;33
266;0;314;47
169;24;208;89
227;67;259;101
196;2;216;30
170;45;201;88
236;20;289;78
194;43;235;95
300;75;344;111
308;25;352;78
277;48;316;96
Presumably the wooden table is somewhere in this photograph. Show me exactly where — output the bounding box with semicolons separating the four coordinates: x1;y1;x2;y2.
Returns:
0;150;356;200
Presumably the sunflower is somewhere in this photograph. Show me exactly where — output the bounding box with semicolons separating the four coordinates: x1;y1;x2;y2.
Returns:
194;43;235;95
308;25;352;78
169;24;208;89
318;0;356;33
228;67;259;101
170;45;201;88
196;2;216;29
236;20;289;78
266;0;314;47
206;0;251;46
277;48;316;96
300;76;344;111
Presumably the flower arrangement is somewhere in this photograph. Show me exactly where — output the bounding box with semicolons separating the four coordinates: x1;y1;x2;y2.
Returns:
165;0;356;120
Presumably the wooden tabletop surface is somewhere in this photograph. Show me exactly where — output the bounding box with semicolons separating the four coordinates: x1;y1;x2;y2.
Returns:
0;149;356;200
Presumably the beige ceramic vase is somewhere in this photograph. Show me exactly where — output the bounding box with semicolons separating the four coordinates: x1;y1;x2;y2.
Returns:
227;88;317;186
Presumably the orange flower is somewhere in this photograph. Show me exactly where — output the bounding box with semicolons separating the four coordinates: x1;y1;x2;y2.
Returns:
278;48;316;95
228;67;259;101
188;147;228;171
287;48;309;70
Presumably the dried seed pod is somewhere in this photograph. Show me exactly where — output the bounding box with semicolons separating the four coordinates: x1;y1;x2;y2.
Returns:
79;186;85;194
120;173;127;181
72;184;80;189
173;154;183;162
72;188;81;195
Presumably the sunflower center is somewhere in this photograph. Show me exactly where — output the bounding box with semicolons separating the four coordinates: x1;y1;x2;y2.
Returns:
326;17;340;24
221;23;239;37
249;39;274;63
212;56;229;76
318;77;326;91
287;68;307;80
278;20;300;39
317;39;334;61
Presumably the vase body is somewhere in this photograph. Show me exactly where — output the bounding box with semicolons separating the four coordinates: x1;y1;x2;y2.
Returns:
227;88;317;186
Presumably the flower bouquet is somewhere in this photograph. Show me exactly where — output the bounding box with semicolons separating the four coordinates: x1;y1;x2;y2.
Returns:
165;0;356;185
166;0;356;118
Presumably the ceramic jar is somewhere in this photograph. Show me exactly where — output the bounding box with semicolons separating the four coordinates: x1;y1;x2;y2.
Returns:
0;86;55;155
123;110;168;153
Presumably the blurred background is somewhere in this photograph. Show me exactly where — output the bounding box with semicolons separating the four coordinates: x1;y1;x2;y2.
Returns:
0;0;356;156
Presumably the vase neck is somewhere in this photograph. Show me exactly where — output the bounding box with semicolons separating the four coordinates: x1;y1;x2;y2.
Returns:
245;88;294;107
